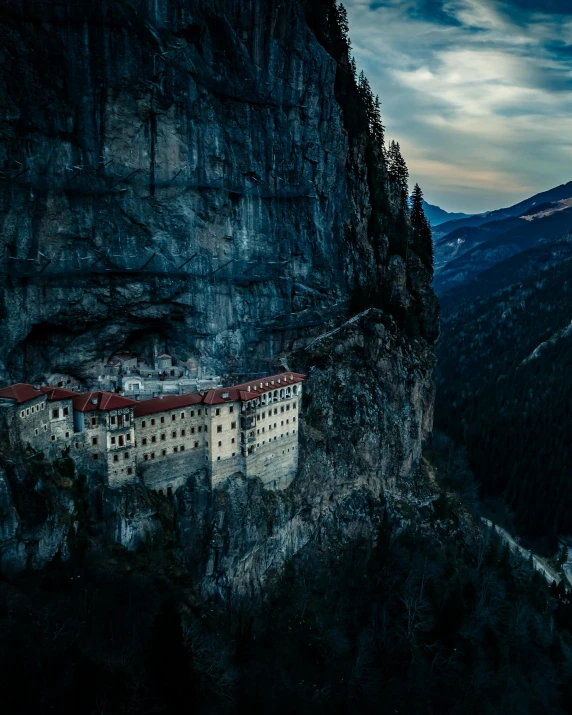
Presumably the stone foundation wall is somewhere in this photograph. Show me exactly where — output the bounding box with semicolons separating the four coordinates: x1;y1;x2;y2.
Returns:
140;448;206;492
244;433;299;490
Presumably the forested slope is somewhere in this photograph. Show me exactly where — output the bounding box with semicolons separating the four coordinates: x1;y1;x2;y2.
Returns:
436;251;572;545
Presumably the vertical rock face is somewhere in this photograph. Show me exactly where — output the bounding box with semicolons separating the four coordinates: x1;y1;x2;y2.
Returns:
0;0;438;594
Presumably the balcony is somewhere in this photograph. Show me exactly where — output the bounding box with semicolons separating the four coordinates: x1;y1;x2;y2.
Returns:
240;415;255;429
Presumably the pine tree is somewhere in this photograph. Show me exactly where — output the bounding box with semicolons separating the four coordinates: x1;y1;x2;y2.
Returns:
371;95;385;146
409;183;433;268
335;2;350;48
387;141;409;200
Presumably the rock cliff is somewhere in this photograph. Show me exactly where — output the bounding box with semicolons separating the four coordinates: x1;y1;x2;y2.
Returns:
0;0;438;595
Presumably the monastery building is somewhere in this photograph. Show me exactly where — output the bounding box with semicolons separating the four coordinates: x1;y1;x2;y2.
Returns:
0;372;305;493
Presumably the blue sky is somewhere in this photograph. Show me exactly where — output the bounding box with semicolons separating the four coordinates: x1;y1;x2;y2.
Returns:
344;0;572;213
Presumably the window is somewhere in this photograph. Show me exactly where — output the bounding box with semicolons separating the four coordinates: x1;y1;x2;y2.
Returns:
173;446;179;453
91;417;97;426
262;412;266;419
161;433;166;441
144;454;149;461
231;437;235;444
65;432;70;439
161;416;165;424
274;408;277;415
232;452;236;457
181;429;186;437
113;455;119;463
111;416;116;425
205;441;208;448
217;425;222;433
194;441;199;449
20;411;24;418
287;404;290;411
63;407;69;416
142;420;146;428
92;453;99;460
26;409;30;416
204;425;208;433
172;414;176;421
172;431;176;438
126;434;131;441
51;435;56;441
286;419;289;424
124;414;129;423
127;467;133;475
151;435;156;443
191;427;195;434
162;449;167;456
218;441;222;447
124;452;129;459
293;417;296;422
118;435;124;447
111;436;116;445
92;437;98;446
180;412;185;419
198;426;202;433
151;419;155;426
198;409;201;416
142;438;148;446
217;456;221;461
231;421;236;429
52;409;59;419
150;452;155;460
216;408;220;416
281;406;284;413
229;406;234;414
41;403;45;410
43;425;47;432
180;445;185;452
191;411;195;417
34;428;39;436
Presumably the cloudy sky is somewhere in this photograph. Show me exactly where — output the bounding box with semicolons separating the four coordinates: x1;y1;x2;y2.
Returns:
344;0;572;213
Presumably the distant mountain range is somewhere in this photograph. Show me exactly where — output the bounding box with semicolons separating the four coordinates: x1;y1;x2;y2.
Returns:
422;200;472;226
433;180;572;297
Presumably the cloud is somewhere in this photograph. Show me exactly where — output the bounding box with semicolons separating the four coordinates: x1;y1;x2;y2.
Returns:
344;0;572;212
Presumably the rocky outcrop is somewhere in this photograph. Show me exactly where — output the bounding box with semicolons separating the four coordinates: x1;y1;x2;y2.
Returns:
0;0;438;596
0;0;436;380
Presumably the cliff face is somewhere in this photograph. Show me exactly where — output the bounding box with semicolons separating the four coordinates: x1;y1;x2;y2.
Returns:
0;0;438;594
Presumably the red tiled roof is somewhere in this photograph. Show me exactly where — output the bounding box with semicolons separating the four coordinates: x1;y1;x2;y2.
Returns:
0;383;44;404
231;372;305;402
133;392;204;418
134;372;305;415
201;372;305;404
72;392;137;413
40;386;76;402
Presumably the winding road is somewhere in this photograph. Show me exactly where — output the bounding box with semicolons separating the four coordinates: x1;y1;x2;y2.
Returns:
481;518;562;586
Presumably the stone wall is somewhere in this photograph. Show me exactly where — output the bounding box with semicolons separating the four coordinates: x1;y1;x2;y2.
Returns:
244;433;299;490
139;449;206;493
